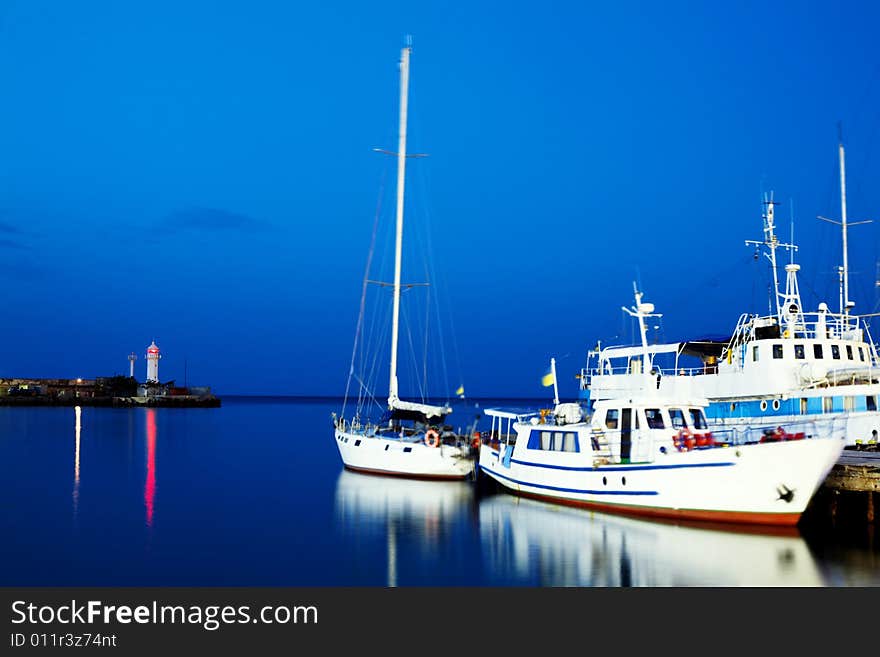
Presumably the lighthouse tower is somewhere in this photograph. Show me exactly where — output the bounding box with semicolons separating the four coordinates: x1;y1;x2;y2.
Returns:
146;341;161;383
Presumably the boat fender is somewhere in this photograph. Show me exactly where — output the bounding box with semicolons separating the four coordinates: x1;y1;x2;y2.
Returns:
425;429;441;448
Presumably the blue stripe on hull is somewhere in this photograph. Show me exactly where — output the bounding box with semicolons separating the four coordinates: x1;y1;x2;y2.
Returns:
480;464;658;496
489;450;735;472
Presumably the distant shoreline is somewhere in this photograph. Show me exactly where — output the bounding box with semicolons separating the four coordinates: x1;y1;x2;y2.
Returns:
0;396;221;408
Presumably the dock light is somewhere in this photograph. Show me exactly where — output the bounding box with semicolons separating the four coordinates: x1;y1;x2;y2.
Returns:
76;378;82;384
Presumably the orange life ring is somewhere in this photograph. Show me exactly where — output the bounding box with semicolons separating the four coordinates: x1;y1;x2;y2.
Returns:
425;429;441;448
470;433;481;449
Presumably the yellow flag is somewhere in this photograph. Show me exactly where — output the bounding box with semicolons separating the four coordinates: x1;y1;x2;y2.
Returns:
541;371;554;387
455;385;465;397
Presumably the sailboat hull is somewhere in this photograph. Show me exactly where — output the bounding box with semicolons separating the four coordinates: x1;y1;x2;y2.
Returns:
335;429;474;480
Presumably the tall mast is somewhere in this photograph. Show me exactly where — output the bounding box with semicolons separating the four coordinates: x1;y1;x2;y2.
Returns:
839;139;850;315
819;132;871;316
388;44;411;405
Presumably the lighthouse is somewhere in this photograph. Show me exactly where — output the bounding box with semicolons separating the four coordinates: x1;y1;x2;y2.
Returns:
146;341;161;383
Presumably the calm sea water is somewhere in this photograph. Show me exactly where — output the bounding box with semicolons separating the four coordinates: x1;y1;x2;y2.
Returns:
1;397;877;586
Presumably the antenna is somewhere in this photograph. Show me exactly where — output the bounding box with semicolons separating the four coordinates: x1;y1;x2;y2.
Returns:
622;282;662;377
550;357;559;406
745;192;797;321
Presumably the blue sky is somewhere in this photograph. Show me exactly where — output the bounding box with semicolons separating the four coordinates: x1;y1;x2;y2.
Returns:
0;1;879;398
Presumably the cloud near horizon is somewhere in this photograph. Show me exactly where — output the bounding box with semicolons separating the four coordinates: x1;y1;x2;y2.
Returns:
161;207;271;234
0;237;27;250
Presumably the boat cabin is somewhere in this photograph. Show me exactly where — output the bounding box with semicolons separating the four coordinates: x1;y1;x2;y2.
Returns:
484;398;714;467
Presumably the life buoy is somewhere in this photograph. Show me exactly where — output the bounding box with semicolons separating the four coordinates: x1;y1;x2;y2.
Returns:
471;431;481;449
673;427;694;452
425;429;441;448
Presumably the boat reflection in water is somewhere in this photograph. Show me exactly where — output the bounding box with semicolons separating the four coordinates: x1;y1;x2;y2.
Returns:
334;470;474;586
479;494;826;586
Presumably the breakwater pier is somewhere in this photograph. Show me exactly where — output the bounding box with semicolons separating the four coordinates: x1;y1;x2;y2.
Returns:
0;376;220;408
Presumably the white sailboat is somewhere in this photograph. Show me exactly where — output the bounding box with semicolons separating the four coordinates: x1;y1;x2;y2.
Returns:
332;44;476;480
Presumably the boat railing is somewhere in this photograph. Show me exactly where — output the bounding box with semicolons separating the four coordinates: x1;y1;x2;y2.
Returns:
582;365;704;378
709;417;846;446
589;417;842;464
737;312;865;342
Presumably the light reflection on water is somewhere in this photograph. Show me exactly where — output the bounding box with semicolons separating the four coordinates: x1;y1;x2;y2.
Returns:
145;408;156;528
72;406;81;518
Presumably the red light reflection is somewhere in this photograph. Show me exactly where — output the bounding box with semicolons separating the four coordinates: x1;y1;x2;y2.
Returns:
145;408;156;527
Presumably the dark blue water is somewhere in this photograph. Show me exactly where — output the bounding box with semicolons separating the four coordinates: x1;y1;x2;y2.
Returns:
1;397;877;586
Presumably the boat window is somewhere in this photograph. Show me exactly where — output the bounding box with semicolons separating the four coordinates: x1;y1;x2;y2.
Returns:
553;432;565;452
645;408;665;429
846;345;853;360
844;396;855;411
668;409;687;429
823;397;833;412
752;345;759;362
831;345;840;360
800;398;808;414
688;408;708;429
772;344;783;359
813;344;823;359
867;396;877;411
794;344;805;360
605;409;619;429
528;429;579;452
859;347;865;362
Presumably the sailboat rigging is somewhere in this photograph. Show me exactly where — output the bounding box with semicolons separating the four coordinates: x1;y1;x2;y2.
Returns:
332;43;477;480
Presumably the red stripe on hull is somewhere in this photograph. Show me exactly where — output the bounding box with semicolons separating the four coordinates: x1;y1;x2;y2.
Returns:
514;489;802;527
343;464;470;481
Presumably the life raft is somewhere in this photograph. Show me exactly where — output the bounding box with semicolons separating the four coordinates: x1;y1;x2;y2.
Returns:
674;427;715;451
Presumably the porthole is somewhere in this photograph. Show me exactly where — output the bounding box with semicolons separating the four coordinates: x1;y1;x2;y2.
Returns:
772;399;780;411
355;440;361;447
760;400;768;412
602;476;607;486
622;476;627;486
